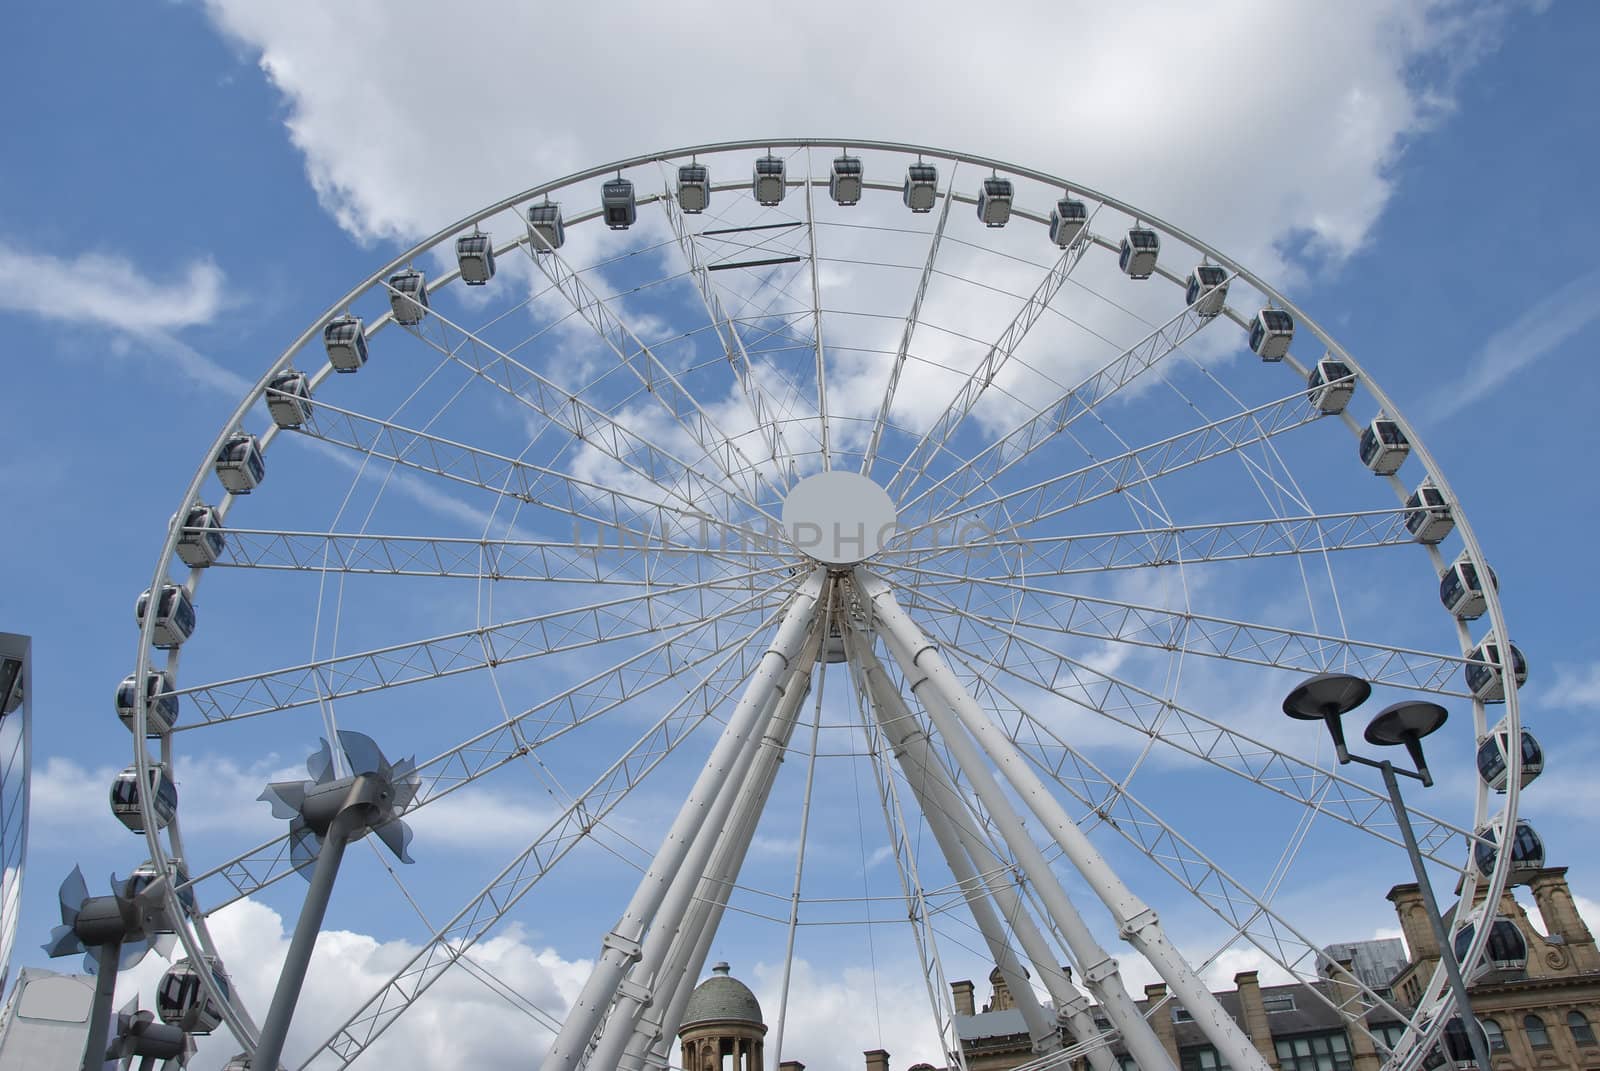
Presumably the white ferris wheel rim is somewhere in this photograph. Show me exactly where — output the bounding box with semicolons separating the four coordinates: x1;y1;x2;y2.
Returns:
125;138;1523;1071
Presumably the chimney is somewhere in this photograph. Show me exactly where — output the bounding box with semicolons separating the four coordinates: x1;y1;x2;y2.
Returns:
1325;957;1381;1070
1387;883;1440;964
1144;983;1179;1066
987;965;1014;1011
1527;866;1600;972
951;979;975;1016
1232;971;1276;1068
864;1049;890;1071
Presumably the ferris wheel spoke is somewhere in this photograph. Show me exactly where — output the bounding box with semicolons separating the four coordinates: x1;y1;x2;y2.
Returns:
862;163;960;477
898;274;1239;524
894;381;1335;546
883;507;1416;582
180;580;790;913
300;612;783;1071
888;578;1471;868
884;213;1098;502
949;652;1419;1031
205;526;775;588
291;389;763;552
393;278;769;524
658;186;800;487
525;237;786;513
890;565;1471;696
802;154;835;471
170;566;790;725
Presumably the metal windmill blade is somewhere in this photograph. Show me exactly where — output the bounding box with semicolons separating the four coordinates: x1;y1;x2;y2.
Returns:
42;865;90;958
43;866;171;972
113;996;193;1068
261;732;419;880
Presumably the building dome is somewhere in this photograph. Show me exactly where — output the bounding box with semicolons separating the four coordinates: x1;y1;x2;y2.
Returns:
682;962;764;1029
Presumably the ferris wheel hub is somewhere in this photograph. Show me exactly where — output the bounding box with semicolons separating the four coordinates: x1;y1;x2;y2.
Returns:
780;470;898;565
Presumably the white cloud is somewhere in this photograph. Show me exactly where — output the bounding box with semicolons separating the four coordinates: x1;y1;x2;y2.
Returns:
1543;660;1600;710
0;242;248;394
1428;264;1600;419
1576;894;1600;939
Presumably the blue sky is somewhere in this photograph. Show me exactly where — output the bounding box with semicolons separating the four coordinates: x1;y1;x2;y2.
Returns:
3;3;1599;1070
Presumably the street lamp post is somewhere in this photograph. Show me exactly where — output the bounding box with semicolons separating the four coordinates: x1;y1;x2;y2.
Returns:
1282;673;1494;1071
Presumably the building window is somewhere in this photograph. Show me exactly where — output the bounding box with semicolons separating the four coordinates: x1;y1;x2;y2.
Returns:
1118;1058;1139;1071
1275;1030;1353;1071
1525;1014;1551;1049
1179;1045;1231;1071
1262;993;1297;1014
1571;1010;1597;1047
1482;1018;1507;1053
1172;1005;1193;1023
1370;1022;1406;1054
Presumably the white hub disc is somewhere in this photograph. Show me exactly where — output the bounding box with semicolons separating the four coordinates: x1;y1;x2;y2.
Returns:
780;471;898;565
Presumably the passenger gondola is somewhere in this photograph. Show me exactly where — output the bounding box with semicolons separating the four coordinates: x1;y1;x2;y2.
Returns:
215;432;265;494
1473;819;1544;878
1184;264;1229;318
1358;415;1409;475
830;154;863;205
116;669;179;736
977;176;1013;227
387;269;429;326
174;503;224;569
1307;356;1356;414
265;369;313;429
323;315;367;372
135;584;195;649
1404;481;1454;544
156;957;230;1034
1476;721;1543;792
1439;553;1497;620
1249;308;1294;361
1465;630;1528;702
1119;227;1159;279
602;177;637;229
455;232;495;285
752;154;786;206
677;163;711;213
111;763;178;833
1049;195;1088;247
527;201;565;251
903;161;938;213
1454;915;1528;978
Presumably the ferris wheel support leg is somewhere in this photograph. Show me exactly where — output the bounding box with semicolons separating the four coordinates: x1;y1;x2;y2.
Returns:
858;570;1270;1071
857;652;1058;1056
540;569;827;1071
856;570;1177;1071
591;629;824;1071
858;649;1119;1071
623;667;815;1071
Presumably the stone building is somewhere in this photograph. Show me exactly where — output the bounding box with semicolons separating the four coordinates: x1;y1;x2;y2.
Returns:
679;962;769;1071
850;865;1599;1071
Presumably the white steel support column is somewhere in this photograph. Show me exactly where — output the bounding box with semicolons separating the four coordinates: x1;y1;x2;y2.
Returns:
588;614;826;1071
855;573;1176;1071
539;570;827;1071
857;571;1270;1071
624;665;816;1071
859;652;1119;1071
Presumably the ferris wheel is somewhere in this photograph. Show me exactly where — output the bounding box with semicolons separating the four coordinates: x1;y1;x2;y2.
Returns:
106;139;1540;1071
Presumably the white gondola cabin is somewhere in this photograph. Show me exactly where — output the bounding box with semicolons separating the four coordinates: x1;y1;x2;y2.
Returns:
752;155;786;206
1404;481;1454;544
1049;196;1088;247
125;856;194;917
1439;553;1497;620
136;584;195;649
1473;819;1544;878
602;177;637;229
265;369;312;429
174;503;224;569
455;232;495;285
1249;308;1294;361
1184;265;1230;318
387;269;429;326
1465;630;1528;702
1359;416;1409;475
1454;915;1528;978
1433;1018;1490;1071
116;669;179;736
527;202;565;251
1119;227;1160;279
904;162;938;213
323;315;368;372
1477;722;1542;792
677;163;711;213
977;176;1014;227
157;957;230;1034
1307;356;1356;414
215;432;265;494
830;154;863;205
111;763;177;833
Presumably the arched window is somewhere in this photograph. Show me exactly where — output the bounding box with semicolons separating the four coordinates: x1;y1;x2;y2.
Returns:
1524;1014;1551;1048
1482;1018;1507;1053
1571;1010;1598;1046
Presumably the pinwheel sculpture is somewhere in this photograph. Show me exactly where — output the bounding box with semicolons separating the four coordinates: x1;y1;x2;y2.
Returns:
252;731;417;1071
43;865;176;1071
111;996;193;1070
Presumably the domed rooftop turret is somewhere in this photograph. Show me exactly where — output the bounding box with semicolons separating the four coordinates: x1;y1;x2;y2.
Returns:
682;962;765;1028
